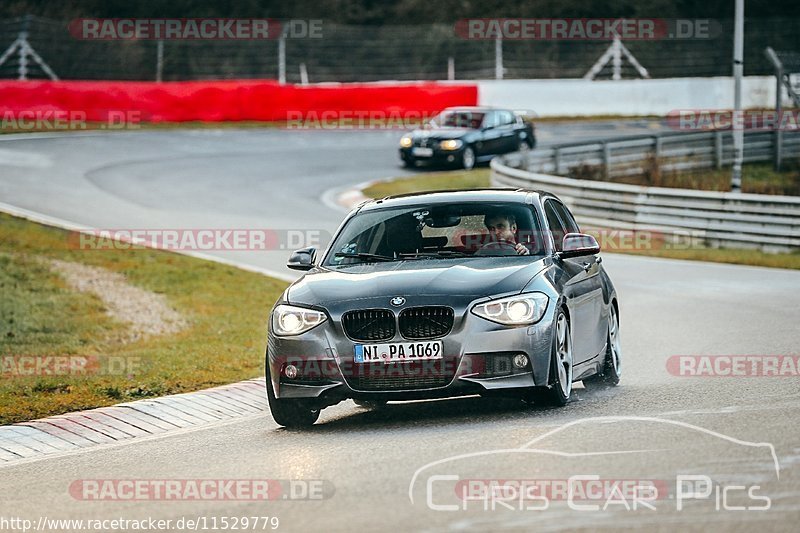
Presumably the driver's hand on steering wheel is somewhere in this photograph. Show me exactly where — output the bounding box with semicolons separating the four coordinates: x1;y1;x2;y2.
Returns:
514;243;530;255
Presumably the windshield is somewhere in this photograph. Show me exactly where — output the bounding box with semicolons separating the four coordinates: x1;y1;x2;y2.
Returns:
430;110;485;129
323;202;544;266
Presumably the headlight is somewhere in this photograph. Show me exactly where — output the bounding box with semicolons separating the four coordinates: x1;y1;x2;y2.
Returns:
471;293;549;326
400;136;413;148
272;304;327;336
440;139;463;150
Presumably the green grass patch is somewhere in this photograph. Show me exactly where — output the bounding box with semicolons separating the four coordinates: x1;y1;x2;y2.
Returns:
360;169;800;270
611;245;800;269
0;213;287;424
574;161;800;196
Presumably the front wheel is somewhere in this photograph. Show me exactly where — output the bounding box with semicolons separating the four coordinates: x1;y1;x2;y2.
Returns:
460;146;475;170
530;309;573;406
266;367;320;428
584;303;621;388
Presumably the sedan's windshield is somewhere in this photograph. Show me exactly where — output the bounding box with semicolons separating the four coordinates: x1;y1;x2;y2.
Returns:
324;202;544;266
430;110;485;129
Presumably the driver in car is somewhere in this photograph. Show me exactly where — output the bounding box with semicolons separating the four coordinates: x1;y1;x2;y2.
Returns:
477;212;530;255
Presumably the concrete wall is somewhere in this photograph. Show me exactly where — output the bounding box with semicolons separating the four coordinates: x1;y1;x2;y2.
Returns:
477;77;784;117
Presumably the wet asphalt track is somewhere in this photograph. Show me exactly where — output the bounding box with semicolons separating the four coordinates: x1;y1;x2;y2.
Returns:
0;121;798;531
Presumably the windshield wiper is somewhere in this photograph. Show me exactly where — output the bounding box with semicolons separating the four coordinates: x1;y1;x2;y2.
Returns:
334;252;395;262
399;250;471;259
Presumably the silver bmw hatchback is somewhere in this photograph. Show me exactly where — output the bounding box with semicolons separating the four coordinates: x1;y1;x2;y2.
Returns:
266;189;621;427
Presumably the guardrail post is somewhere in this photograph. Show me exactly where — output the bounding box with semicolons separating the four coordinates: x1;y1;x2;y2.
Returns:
601;142;610;179
653;135;661;159
714;131;724;169
553;147;561;175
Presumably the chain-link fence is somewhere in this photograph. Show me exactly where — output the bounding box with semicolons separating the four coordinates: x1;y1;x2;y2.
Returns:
1;16;799;82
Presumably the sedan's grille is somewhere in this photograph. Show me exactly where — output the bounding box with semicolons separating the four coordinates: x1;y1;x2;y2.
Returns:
342;309;395;341
399;307;454;340
344;361;453;391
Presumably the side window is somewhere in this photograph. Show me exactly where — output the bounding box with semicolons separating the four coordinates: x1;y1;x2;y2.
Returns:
544;201;568;252
499;111;515;126
482;112;498;128
551;201;579;234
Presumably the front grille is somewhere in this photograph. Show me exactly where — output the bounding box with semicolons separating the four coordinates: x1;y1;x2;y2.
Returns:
342;309;395;341
344;361;453;391
399;307;454;340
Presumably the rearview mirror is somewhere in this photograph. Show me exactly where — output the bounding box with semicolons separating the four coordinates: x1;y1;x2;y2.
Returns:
558;233;600;259
287;247;316;271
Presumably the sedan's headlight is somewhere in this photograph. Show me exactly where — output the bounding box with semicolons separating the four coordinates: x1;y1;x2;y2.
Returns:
440;139;463;150
400;136;413;148
272;304;327;336
471;293;549;326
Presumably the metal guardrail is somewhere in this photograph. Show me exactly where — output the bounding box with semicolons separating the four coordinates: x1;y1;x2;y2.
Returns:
492;131;800;252
507;129;800;178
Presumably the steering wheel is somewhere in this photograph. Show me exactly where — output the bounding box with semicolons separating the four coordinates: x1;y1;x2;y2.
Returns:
474;239;519;256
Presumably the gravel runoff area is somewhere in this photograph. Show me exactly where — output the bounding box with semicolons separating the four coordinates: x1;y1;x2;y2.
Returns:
48;259;188;343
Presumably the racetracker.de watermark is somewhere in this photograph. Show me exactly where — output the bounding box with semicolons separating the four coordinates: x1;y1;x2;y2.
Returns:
1;355;141;378
69;229;329;252
1;111;141;131
68;18;322;40
667;109;800;131
455;18;720;40
69;479;333;501
667;355;800;377
285;111;438;130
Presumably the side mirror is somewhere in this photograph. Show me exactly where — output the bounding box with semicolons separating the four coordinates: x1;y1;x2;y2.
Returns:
558;233;600;259
287;247;316;271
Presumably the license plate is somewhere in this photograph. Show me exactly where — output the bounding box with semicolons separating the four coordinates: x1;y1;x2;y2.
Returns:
412;147;433;157
354;341;443;363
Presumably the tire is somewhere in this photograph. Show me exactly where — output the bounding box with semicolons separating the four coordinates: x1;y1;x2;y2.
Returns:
266;366;320;428
583;303;621;388
531;309;573;406
461;146;475;170
517;136;531;154
354;399;388;409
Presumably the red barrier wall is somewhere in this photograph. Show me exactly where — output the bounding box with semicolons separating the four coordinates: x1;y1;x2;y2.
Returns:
0;80;478;122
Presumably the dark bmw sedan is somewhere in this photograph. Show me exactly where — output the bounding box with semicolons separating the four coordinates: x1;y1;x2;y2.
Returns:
266;189;621;427
399;107;535;170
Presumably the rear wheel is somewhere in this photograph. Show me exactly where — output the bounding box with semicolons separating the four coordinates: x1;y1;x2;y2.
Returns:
530;309;573;406
517;135;531;154
266;366;320;428
584;303;621;388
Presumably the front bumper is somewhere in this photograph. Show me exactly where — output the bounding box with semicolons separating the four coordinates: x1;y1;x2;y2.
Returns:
399;146;464;166
266;297;557;407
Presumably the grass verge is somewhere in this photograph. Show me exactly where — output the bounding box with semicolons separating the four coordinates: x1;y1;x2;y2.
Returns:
360;168;800;270
0;213;287;424
572;161;800;196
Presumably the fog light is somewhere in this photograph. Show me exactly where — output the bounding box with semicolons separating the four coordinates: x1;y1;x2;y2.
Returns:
447;155;455;162
513;354;529;369
284;364;299;379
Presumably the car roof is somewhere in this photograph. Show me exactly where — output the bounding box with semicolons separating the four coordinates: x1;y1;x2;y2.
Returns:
440;106;501;113
358;188;558;211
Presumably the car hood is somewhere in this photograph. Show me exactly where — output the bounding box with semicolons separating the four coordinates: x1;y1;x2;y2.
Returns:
287;257;548;308
412;128;474;140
